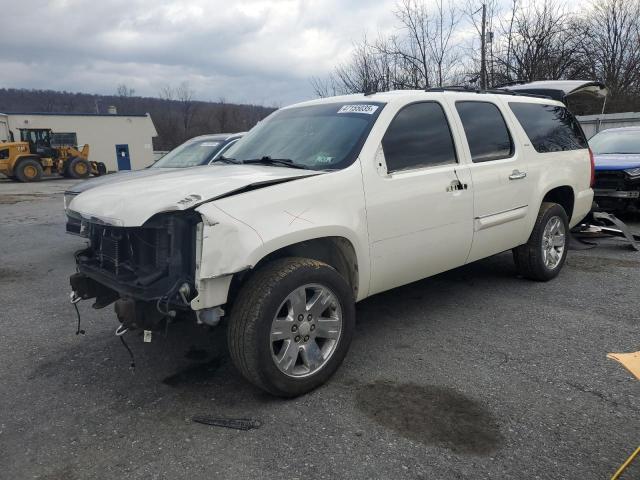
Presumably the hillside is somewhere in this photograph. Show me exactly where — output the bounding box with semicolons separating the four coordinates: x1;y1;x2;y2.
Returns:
0;88;275;150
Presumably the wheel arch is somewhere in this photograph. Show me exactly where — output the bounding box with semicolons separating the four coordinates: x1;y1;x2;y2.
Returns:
542;185;575;222
13;155;41;171
229;235;362;305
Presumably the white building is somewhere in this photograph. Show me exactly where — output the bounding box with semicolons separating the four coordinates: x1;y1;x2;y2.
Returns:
2;111;157;171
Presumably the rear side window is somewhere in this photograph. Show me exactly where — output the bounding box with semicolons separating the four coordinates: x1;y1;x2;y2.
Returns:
382;102;457;172
509;103;587;152
455;101;514;162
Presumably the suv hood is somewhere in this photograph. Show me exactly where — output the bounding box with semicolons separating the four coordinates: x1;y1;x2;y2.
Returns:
594;153;640;171
67;168;181;194
68;164;320;227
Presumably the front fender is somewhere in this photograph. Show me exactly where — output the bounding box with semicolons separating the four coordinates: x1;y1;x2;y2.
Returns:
194;203;264;279
201;164;371;300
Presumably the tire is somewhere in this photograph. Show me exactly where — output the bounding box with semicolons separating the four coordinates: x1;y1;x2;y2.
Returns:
67;157;91;179
513;202;569;281
227;257;355;397
96;162;107;176
15;158;43;182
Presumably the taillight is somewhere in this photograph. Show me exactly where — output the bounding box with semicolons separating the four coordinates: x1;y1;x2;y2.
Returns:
588;148;595;188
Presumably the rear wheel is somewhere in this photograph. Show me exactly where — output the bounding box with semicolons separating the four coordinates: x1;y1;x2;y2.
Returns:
15;158;43;182
227;257;355;397
67;157;90;179
513;202;569;281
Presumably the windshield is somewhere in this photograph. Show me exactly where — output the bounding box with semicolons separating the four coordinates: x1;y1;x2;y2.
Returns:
152;138;226;168
223;102;385;170
589;130;640;155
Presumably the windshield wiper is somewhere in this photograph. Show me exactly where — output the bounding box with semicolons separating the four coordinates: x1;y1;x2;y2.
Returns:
241;156;307;169
210;155;240;164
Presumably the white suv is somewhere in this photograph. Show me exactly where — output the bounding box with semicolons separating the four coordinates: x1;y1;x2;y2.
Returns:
69;88;594;396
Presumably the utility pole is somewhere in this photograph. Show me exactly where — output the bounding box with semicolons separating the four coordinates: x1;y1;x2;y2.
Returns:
480;3;487;90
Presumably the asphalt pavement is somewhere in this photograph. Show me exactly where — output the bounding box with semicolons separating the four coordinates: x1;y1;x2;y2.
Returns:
1;177;639;479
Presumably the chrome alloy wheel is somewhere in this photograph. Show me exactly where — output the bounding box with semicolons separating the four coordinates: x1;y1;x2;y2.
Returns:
270;283;342;378
542;215;566;270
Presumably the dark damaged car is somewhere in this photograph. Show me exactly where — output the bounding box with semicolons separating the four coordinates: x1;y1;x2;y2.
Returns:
590;127;640;213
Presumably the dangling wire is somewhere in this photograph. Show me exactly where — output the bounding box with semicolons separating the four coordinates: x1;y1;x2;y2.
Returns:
70;292;85;335
73;303;85;335
115;325;135;369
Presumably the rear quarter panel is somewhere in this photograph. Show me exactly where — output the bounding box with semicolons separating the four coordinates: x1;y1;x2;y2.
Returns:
496;96;594;230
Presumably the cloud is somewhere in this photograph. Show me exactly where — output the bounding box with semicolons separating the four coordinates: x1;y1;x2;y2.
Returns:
0;0;398;106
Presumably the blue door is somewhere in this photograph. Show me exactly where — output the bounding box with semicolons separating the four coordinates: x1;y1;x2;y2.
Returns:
116;144;131;170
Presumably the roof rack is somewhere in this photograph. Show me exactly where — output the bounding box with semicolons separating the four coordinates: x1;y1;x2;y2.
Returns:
424;85;552;100
425;85;478;93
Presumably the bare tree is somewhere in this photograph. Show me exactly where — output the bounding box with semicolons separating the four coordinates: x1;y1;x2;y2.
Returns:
426;0;462;86
216;97;230;132
492;1;583;82
158;84;175;101
313;1;464;94
175;81;196;133
502;0;519;84
116;84;135;97
390;0;433;88
318;37;392;94
577;0;640;97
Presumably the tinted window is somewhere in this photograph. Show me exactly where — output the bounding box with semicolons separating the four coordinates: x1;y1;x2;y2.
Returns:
455;101;514;162
382;102;457;172
509;103;587;153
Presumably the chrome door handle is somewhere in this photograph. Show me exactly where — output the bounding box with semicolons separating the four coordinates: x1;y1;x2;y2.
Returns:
509;170;527;180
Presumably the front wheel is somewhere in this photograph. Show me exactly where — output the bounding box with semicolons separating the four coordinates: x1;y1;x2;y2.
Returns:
227;258;355;397
513;202;569;281
67;157;91;179
15;158;43;182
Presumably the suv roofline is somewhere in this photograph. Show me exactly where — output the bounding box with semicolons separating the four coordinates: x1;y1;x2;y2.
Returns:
287;89;564;111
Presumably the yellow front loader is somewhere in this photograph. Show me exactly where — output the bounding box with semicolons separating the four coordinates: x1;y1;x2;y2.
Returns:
0;128;106;182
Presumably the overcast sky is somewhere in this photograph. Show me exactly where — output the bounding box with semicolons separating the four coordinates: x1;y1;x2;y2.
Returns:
2;0;405;106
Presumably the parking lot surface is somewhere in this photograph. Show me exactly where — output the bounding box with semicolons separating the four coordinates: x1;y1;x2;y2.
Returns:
1;178;639;479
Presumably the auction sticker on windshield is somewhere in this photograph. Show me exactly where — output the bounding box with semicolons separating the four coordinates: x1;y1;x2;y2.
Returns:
337;104;379;114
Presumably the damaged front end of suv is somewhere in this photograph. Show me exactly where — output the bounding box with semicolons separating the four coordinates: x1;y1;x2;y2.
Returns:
70;211;201;331
67;163;311;336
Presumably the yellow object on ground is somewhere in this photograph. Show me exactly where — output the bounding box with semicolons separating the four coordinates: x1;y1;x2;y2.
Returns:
611;447;640;480
607;351;639;479
607;352;640;380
